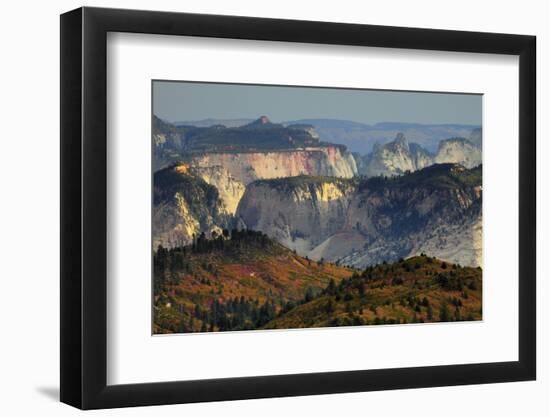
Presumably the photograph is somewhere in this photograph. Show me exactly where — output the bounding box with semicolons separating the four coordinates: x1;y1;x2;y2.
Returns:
152;81;483;334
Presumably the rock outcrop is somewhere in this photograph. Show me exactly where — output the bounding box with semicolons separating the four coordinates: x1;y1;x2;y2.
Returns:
152;167;232;248
152;116;359;246
236;177;356;255
236;164;482;268
434;138;482;169
362;133;433;177
358;133;482;178
188;165;246;215
190;146;357;186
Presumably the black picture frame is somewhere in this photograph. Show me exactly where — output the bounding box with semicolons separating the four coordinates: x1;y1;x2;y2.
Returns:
60;6;536;410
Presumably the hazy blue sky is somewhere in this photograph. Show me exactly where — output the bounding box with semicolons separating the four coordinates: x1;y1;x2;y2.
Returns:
153;80;482;126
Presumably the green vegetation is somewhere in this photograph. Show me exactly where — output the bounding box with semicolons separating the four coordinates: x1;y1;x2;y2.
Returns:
251;175;357;193
153;115;347;156
454;164;482;187
262;253;482;329
153;165;232;232
153;232;482;333
359;163;482;191
153;231;354;334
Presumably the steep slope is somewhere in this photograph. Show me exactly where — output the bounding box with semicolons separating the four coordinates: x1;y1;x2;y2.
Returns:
154;116;358;214
236;164;482;268
361;133;434;177
338;164;482;268
263;255;482;329
170;145;357;218
190;146;357;185
236;176;356;254
152;166;233;248
153;116;188;170
469;127;483;148
153;115;358;171
410;143;435;170
154;116;357;172
184;165;246;215
434;138;482;168
153;230;355;333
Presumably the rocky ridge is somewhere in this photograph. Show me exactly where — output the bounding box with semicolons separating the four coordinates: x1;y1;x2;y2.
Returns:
359;133;481;177
236;164;482;268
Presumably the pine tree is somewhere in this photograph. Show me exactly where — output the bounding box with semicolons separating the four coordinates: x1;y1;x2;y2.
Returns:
439;302;450;322
326;279;336;295
427;304;434;320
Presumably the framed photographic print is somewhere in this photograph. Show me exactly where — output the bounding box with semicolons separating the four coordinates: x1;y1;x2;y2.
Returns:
60;7;536;409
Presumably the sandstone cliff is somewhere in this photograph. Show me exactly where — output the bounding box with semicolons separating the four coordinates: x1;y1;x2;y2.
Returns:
152;167;232;248
236;177;356;255
434;138;482;168
184;146;356;215
187;165;246;215
190;146;357;185
362;133;433;177
236;164;482;268
359;133;482;177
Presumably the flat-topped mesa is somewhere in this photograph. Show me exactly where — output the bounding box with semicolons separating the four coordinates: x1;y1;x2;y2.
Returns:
153;114;355;168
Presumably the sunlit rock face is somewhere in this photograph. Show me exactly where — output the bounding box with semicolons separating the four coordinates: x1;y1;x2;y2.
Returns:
190;146;357;185
434;138;482;169
152;113;359;248
358;134;481;178
362;133;434;177
237;164;482;268
236;178;356;256
152;166;232;249
189;165;246;215
183;146;357;216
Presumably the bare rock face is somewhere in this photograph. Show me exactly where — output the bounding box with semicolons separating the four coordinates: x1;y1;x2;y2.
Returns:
236;178;356;255
339;176;482;268
190;146;357;186
152;146;358;247
359;133;482;178
434;138;481;168
189;165;246;215
363;133;434;177
152;167;232;248
409;143;434;170
236;164;482;268
183;146;357;217
153;193;201;249
152;115;359;248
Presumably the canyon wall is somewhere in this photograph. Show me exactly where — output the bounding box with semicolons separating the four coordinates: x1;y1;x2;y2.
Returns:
236;164;482;267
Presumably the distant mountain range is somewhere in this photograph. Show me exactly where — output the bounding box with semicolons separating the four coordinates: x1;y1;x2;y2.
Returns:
172;117;481;154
